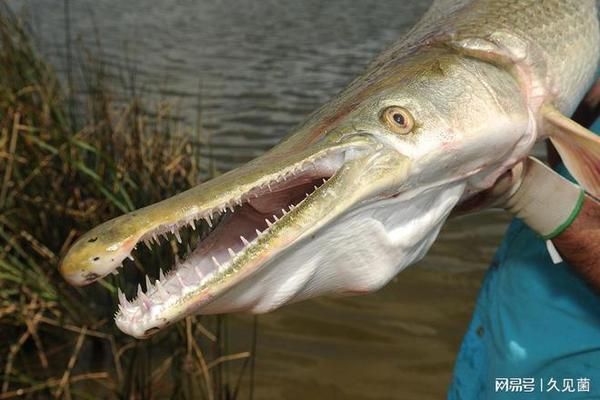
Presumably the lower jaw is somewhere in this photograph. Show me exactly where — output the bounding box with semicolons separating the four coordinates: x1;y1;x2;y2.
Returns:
112;138;383;334
114;175;332;330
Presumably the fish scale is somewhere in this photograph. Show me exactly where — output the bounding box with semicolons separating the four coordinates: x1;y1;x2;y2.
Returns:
372;0;599;115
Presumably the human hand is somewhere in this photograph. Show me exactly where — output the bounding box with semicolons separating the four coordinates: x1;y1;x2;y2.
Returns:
456;157;585;239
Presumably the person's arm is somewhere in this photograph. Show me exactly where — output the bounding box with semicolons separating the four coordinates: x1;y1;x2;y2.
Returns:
537;81;600;289
488;157;600;291
553;197;600;289
458;81;600;290
500;81;600;290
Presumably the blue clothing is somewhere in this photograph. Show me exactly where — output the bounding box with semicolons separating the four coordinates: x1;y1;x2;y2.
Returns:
449;166;600;396
591;118;600;134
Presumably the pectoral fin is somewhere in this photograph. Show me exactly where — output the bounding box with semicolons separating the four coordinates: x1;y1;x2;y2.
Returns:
543;104;600;198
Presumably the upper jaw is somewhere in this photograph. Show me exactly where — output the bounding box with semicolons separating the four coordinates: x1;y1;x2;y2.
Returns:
60;134;375;286
115;142;412;338
60;133;409;337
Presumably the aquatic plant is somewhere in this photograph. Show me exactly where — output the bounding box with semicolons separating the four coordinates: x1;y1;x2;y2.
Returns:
0;5;253;399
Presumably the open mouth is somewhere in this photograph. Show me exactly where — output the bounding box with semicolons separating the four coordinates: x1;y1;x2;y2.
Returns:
59;134;383;337
110;147;354;335
117;175;331;310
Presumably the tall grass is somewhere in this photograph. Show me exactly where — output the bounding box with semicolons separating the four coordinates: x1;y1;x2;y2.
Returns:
0;7;252;399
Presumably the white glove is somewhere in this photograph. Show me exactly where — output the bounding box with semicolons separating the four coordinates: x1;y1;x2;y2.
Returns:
490;157;585;239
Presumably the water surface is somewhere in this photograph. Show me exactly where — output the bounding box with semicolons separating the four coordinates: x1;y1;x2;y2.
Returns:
14;0;511;397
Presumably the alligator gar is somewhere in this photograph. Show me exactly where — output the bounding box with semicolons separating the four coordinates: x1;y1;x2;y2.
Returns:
60;0;600;338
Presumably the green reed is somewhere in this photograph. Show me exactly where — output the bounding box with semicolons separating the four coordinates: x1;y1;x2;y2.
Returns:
0;5;252;399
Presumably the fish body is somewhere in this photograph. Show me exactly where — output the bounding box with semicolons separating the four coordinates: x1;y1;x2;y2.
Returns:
391;0;599;115
60;0;600;338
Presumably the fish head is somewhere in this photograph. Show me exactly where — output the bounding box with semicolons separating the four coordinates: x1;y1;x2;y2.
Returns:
60;49;531;338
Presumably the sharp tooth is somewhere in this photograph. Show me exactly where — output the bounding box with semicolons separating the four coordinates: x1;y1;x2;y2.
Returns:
156;281;168;298
159;269;166;281
211;256;221;267
138;289;147;301
137;284;143;297
111;269;119;276
204;216;213;228
174;230;182;243
322;178;327;184
162;233;169;241
194;266;204;279
273;214;278;221
186;243;192;254
305;193;310;198
265;218;272;227
289;204;294;210
313;185;318;191
170;227;175;234
190;220;196;230
240;236;250;246
281;208;287;215
145;276;152;290
127;254;134;261
119;305;135;317
227;248;236;258
118;288;127;305
138;293;150;310
144;240;152;250
255;229;262;236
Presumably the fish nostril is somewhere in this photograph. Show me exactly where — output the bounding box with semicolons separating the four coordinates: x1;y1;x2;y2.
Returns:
88;237;98;243
84;272;100;282
93;257;100;261
144;327;161;336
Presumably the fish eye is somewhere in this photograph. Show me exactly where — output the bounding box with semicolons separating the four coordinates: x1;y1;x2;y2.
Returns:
381;106;414;134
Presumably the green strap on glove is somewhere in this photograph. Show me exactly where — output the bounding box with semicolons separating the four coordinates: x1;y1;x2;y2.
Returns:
501;157;585;239
541;190;585;239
